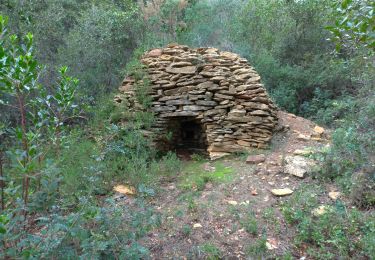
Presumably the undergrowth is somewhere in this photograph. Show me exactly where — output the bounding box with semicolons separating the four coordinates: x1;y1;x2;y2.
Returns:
0;37;180;257
280;184;375;259
318;80;375;209
179;161;234;191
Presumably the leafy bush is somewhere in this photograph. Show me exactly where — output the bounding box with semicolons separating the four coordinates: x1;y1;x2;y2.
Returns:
190;153;206;162
281;184;375;259
58;1;145;97
0;15;161;258
245;236;268;258
1;198;160;259
240;213;258;235
180;162;234;191
189;242;222;260
327;0;375;51
153;151;182;177
320;77;374;207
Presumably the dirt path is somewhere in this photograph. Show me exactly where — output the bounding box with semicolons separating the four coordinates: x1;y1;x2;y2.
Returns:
127;111;331;258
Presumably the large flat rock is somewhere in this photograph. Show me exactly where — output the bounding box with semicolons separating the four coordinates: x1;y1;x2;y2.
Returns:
166;66;197;74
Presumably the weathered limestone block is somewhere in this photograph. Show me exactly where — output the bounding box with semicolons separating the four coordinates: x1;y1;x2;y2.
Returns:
166;66;197;74
196;100;217;106
189;90;206;95
153;106;177;112
197;81;216;89
188;94;207;101
250;110;271;116
228;109;246;117
166;99;193;106
164;87;188;96
214;93;234;100
161;111;199;117
170;62;192;67
242;102;269;111
204;109;227;117
200;71;228;77
183;105;210;111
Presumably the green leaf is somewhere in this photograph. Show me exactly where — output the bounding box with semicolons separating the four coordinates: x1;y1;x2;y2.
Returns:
0;225;6;234
60;66;68;74
0;214;9;224
341;0;352;9
26;32;33;48
360;22;369;33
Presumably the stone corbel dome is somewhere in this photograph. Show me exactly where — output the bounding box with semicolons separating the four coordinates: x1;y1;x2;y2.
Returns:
115;44;278;159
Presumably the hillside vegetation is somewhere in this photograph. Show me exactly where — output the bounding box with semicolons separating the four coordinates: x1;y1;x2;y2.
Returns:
0;0;374;258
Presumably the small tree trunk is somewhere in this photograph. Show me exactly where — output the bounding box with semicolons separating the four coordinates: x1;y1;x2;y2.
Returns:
16;90;29;161
24;176;29;213
55;125;60;155
0;151;5;211
37;155;42;191
15;88;30;214
55;110;63;155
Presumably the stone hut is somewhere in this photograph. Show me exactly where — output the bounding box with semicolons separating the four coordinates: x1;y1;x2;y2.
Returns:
115;44;278;159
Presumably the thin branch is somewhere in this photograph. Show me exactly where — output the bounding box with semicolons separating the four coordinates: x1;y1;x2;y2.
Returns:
62;115;88;123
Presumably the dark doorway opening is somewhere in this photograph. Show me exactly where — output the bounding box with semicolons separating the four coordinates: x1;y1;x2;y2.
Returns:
166;117;208;156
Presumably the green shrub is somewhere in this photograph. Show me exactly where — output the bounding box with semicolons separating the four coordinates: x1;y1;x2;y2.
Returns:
280;184;375;259
154;151;182;177
1;198;160;259
58;1;144;97
190;153;206;162
189;242;222;260
179;162;234;191
181;224;192;237
59;137;108;199
350;170;375;208
320;81;375;207
104;126;156;188
245;236;268;258
240;214;258;236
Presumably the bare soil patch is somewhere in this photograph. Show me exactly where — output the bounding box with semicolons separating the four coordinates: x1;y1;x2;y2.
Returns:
120;111;333;258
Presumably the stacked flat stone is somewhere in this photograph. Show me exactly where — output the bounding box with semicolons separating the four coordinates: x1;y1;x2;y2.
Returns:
115;44;278;158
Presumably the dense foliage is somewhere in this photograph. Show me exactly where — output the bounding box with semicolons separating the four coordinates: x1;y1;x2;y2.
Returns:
0;0;374;258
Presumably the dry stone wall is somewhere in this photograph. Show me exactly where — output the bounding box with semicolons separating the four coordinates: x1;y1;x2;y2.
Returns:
115;44;278;158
